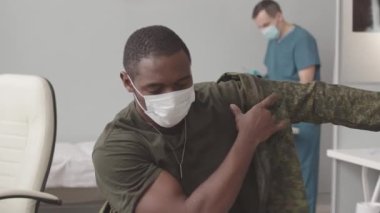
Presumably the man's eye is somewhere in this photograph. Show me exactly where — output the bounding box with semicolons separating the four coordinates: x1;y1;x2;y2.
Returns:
175;84;188;90
147;89;162;95
175;80;192;90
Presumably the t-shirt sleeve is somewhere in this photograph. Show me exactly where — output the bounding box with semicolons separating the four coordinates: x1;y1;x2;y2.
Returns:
92;132;161;212
294;33;320;71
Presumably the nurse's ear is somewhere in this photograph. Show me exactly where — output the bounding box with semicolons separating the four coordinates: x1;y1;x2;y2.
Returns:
275;11;284;23
120;71;134;93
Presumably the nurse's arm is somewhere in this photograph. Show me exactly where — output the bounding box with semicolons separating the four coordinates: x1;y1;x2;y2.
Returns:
298;65;316;84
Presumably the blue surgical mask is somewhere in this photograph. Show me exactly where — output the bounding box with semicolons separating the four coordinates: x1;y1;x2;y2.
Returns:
261;25;280;40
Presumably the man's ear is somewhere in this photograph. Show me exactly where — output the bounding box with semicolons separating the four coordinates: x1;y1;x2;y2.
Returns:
120;71;134;92
276;12;284;22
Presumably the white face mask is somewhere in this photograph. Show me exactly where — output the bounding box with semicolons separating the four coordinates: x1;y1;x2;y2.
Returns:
128;76;195;128
261;24;280;40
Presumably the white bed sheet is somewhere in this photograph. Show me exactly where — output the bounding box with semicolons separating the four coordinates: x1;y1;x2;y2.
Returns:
46;141;97;188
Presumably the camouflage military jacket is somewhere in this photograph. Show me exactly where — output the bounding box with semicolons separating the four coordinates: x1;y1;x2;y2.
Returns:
217;72;380;212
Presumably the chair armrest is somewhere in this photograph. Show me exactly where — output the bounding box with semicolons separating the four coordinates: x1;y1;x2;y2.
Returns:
0;189;62;205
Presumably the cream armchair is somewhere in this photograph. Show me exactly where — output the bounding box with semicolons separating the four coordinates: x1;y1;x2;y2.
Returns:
0;74;61;212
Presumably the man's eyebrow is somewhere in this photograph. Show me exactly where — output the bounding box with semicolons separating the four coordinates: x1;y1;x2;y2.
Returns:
176;75;192;83
144;82;164;89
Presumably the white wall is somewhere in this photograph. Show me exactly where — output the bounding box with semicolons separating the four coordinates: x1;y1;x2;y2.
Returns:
0;0;336;194
333;0;380;212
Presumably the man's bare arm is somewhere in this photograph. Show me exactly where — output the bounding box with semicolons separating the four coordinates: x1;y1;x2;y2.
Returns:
136;94;287;213
298;65;316;84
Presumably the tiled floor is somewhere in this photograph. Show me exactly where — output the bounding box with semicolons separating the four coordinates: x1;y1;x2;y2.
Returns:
317;193;331;213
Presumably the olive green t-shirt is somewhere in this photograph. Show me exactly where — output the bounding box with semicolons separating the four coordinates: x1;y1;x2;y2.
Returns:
93;73;380;213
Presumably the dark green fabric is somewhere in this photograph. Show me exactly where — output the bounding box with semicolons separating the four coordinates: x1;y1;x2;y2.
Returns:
93;73;380;213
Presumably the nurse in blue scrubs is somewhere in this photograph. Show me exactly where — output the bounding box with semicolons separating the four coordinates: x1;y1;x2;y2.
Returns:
252;1;321;213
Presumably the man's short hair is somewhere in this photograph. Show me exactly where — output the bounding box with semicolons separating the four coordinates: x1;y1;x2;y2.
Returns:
252;0;282;19
123;25;191;79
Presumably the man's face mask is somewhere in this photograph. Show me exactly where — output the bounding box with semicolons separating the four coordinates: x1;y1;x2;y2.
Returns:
261;25;280;40
128;75;195;128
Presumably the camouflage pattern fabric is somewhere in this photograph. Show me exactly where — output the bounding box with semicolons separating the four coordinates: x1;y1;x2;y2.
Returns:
218;72;380;212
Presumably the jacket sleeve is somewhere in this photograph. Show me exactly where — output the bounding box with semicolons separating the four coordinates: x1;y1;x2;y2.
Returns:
218;73;309;212
253;76;380;130
217;72;380;212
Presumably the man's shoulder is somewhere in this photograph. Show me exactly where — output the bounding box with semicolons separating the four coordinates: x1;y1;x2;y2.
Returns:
194;72;259;86
194;72;257;96
293;25;316;41
193;73;265;109
93;103;142;152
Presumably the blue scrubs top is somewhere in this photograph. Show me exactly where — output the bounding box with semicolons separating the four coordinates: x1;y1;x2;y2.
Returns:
265;25;320;81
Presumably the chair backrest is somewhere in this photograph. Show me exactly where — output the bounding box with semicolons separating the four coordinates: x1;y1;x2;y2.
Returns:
0;74;57;212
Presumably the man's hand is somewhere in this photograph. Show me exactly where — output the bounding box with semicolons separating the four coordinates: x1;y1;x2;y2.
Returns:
230;93;288;145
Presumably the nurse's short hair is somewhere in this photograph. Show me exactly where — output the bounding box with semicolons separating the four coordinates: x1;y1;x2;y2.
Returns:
252;0;282;19
123;25;191;79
